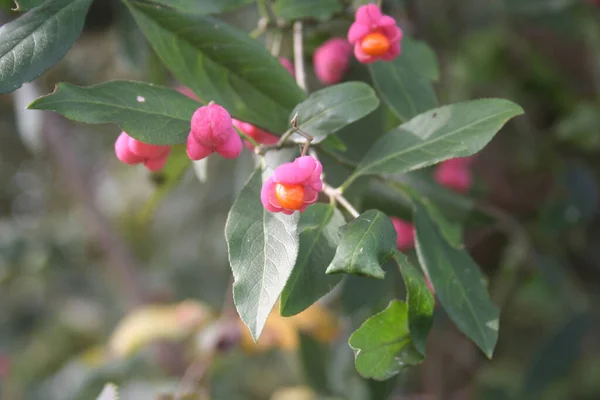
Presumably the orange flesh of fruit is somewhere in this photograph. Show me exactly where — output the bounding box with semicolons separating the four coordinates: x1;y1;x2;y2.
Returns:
359;32;390;57
275;183;305;210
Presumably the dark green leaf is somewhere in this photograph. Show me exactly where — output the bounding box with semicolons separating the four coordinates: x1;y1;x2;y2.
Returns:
369;53;438;122
299;333;330;394
0;0;94;94
12;0;44;11
348;99;524;185
394;251;434;355
326;210;396;279
401;37;440;82
414;200;500;358
150;0;256;15
280;204;346;317
127;1;304;134
273;0;342;21
349;300;424;381
225;169;300;339
28;81;200;145
290;82;379;144
321;135;348;152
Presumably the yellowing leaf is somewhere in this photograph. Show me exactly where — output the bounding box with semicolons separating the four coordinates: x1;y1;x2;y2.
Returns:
109;300;213;358
239;303;339;353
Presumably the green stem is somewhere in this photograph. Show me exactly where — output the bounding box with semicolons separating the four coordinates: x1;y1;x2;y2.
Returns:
234;126;260;148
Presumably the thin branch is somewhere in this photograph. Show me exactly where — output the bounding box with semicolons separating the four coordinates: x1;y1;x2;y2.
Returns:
293;21;307;91
323;183;360;218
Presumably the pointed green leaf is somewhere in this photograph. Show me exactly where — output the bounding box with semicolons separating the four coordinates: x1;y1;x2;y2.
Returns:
28;81;200;145
349;300;424;381
273;0;342;21
0;0;94;94
280;203;346;317
401;38;440;82
290;82;380;144
225;169;300;339
127;1;305;134
369;50;438;122
414;200;500;358
326;210;396;279
394;251;434;355
348;99;524;184
150;0;256;15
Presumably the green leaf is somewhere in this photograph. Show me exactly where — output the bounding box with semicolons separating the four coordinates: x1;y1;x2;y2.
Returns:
280;204;346;317
0;0;94;94
369;53;438;122
401;37;440;82
225;169;300;340
414;200;500;358
326;210;396;279
150;0;256;15
299;333;330;394
127;1;305;134
28;81;200;145
349;300;424;381
12;0;44;11
394;251;434;355
321;135;348;152
290;82;380;144
348;99;524;185
273;0;342;21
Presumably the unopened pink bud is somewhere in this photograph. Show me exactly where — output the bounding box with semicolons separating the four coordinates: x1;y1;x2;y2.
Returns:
434;159;473;194
232;119;279;151
313;38;352;85
187;104;242;160
390;217;415;251
279;57;295;77
114;132;170;172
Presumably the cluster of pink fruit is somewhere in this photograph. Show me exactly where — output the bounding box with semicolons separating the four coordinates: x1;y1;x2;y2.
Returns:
115;4;404;216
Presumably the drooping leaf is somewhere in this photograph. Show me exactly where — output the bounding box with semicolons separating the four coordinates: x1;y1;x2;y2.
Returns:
290;82;380;144
150;0;256;15
347;99;524;186
369;51;438;122
401;37;440;82
280;204;346;317
349;300;424;381
394;251;434;355
28;81;200;145
225;169;300;339
127;1;305;134
0;0;94;94
299;333;330;394
273;0;342;21
414;200;500;358
326;210;397;279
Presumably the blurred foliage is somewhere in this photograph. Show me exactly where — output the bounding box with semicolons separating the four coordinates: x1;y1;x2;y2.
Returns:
1;0;600;399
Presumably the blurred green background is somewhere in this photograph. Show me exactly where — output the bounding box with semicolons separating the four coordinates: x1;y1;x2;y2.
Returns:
1;0;600;399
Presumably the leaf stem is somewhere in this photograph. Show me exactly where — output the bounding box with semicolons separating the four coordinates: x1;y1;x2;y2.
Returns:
323;183;360;218
234;125;260;148
293;21;307;91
